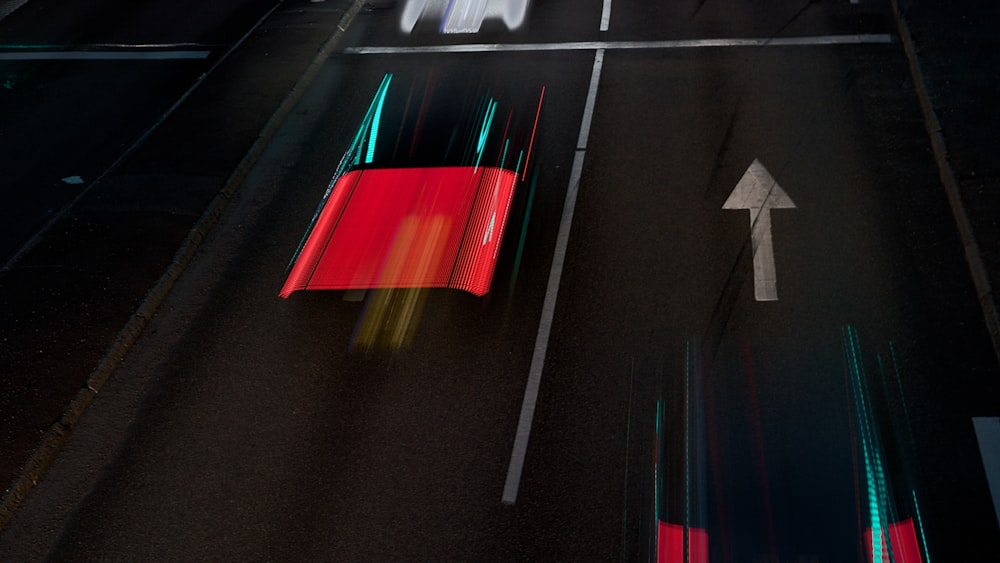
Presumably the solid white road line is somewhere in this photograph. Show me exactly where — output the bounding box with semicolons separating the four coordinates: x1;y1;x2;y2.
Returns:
346;34;892;54
0;50;211;60
973;417;1000;524
600;0;612;32
502;49;605;506
576;49;603;150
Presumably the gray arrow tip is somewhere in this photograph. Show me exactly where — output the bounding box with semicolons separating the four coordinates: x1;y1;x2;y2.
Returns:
723;159;795;210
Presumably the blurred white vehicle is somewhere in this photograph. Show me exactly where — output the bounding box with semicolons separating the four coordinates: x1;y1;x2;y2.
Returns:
400;0;529;34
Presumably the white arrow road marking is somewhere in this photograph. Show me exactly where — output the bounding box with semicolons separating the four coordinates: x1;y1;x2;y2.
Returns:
723;159;795;301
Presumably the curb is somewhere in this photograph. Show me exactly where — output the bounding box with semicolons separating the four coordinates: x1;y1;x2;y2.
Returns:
889;0;1000;367
0;0;368;532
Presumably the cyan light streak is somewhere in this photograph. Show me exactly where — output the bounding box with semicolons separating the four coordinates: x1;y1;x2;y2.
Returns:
844;325;895;563
475;99;497;171
508;164;535;294
893;343;932;563
912;489;932;563
684;339;692;555
351;73;392;166
365;73;392;164
500;138;509;170
287;73;392;271
463;97;488;165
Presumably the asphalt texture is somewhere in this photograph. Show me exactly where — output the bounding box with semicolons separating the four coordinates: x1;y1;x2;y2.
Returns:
0;0;361;491
900;0;1000;354
4;2;1000;559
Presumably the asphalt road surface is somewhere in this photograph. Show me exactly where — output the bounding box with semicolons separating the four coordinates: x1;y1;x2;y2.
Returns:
0;0;277;264
0;0;349;488
2;0;999;561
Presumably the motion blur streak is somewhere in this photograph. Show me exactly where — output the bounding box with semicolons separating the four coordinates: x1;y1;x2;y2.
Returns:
281;71;540;300
508;167;538;295
654;340;709;562
911;490;932;563
353;215;451;349
657;522;708;563
407;73;438;160
522;86;545;181
285;74;393;273
842;325;925;563
280;167;518;297
474;99;497;170
365;75;392;164
863;519;924;563
399;0;530;34
741;341;779;560
880;344;933;563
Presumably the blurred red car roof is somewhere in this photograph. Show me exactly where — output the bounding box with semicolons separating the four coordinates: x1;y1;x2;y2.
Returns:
280;165;518;298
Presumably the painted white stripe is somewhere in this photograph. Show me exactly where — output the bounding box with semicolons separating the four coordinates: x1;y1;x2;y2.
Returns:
502;48;605;505
750;208;780;301
0;50;211;61
577;49;604;149
346;34;892;54
600;0;612;31
973;417;1000;523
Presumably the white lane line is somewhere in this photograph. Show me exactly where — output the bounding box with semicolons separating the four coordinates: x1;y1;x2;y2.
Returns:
600;0;612;31
0;50;211;60
346;34;892;54
502;48;605;506
576;49;603;150
973;417;1000;523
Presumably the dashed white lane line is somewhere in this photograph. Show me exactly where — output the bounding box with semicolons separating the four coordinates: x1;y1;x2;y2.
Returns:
502;48;606;506
346;34;892;55
600;0;612;32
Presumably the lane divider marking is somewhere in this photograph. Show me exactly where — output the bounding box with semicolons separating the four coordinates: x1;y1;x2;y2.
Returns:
346;34;893;55
600;0;612;32
502;48;605;505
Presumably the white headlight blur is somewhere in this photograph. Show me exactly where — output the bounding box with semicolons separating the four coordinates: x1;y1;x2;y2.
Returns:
400;0;530;34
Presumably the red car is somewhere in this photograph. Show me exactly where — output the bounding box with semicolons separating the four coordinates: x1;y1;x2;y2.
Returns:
281;72;544;299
